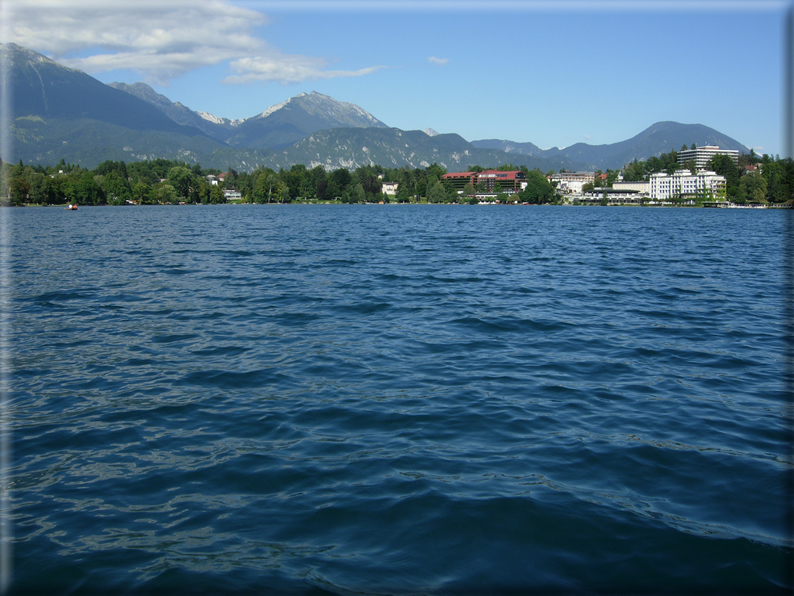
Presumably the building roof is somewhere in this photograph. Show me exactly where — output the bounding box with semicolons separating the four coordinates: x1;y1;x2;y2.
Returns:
442;170;526;181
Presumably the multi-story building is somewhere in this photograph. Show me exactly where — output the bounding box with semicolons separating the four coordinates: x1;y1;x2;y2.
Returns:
549;172;595;193
442;170;528;194
649;170;726;200
677;145;739;170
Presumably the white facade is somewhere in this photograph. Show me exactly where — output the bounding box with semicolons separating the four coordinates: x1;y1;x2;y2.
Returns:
677;145;739;170
612;181;650;194
649;170;726;200
381;182;399;195
550;172;595;193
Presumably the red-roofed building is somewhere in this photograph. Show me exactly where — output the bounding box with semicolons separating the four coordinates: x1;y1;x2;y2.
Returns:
441;170;528;194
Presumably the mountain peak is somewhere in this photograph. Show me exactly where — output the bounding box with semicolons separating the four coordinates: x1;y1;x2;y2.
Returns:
2;42;79;73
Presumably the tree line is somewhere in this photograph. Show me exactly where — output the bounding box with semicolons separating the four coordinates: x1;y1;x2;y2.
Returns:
0;158;559;206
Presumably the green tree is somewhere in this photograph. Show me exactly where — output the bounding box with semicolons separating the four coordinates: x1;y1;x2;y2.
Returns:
210;185;225;204
396;184;411;203
708;154;740;198
77;171;103;204
739;171;768;203
29;172;56;204
10;173;30;205
426;180;447;203
132;181;153;204
519;171;556;204
101;171;132;205
168;166;193;200
155;183;178;204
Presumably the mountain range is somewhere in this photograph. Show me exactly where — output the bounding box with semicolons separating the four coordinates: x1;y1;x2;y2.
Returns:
2;43;750;172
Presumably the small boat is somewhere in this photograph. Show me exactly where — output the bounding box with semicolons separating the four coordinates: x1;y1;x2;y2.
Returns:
66;204;78;210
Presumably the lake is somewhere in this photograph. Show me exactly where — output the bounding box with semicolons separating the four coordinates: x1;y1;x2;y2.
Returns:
6;204;793;594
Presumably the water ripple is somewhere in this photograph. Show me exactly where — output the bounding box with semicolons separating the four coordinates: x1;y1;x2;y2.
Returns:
9;205;792;594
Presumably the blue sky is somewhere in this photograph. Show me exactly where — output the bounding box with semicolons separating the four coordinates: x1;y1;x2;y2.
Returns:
5;0;790;157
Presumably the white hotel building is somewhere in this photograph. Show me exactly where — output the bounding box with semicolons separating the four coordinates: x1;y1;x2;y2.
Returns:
550;172;595;193
649;170;726;200
677;145;739;170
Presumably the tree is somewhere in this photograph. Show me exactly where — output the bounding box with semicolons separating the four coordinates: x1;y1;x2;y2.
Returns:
623;160;645;182
253;172;273;203
29;172;56;204
426;180;447;203
132;181;153;204
168;166;193;201
101;171;131;205
209;185;225;204
350;182;365;204
708;154;740;198
519;171;556;204
396;184;411;203
10;173;30;205
155;183;178;204
77;171;103;204
739;171;768;203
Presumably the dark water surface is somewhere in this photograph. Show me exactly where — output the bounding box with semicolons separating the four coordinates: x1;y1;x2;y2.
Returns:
7;205;793;594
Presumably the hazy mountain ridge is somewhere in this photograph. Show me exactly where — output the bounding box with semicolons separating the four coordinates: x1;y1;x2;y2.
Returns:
108;82;236;142
266;127;587;172
2;43;752;172
473;122;750;171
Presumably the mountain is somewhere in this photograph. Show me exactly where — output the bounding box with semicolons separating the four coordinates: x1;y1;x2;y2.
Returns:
471;139;543;157
3;43;225;167
4;43;210;138
110;82;389;151
258;127;587;173
472;122;750;171
224;91;388;150
108;82;237;142
2;43;751;173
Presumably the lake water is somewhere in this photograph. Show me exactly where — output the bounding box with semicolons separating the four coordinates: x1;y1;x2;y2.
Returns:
5;204;793;595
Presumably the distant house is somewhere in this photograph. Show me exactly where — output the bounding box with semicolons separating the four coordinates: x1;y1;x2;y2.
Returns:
223;189;242;201
206;175;219;186
550;172;595;193
381;182;399;195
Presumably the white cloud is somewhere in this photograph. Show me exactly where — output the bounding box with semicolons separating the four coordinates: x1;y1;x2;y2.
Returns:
224;54;385;84
428;56;449;66
4;0;383;85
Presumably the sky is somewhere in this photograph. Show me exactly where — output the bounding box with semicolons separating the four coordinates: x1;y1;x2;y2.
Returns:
2;0;791;157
